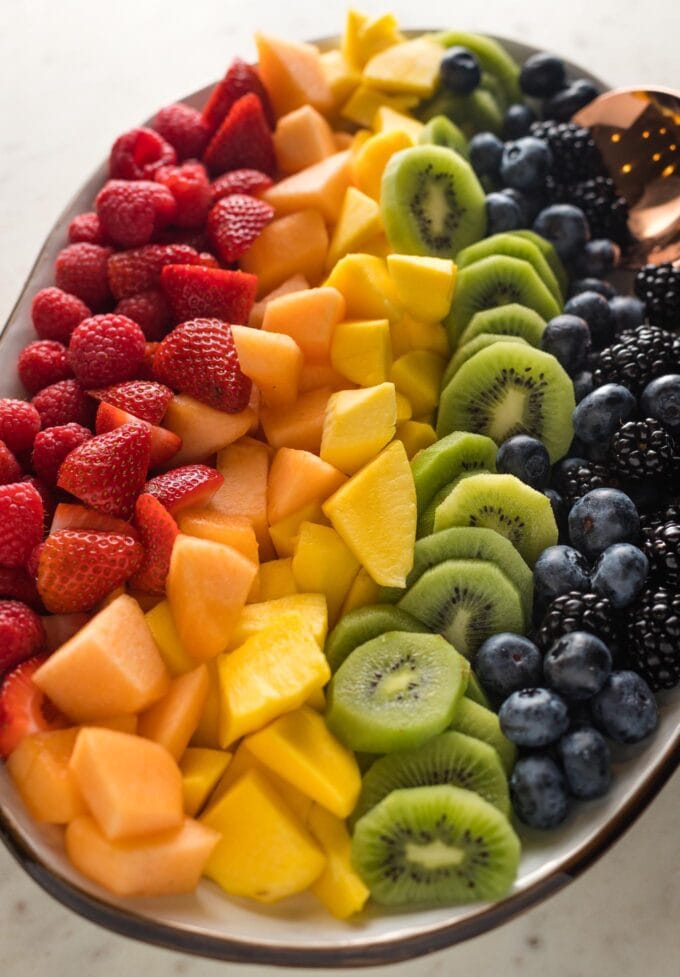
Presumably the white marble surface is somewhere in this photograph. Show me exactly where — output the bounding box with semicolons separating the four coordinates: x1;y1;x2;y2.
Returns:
0;0;679;973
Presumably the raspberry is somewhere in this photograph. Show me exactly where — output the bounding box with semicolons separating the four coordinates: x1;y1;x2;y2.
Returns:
31;423;92;486
0;482;44;568
0;567;41;609
155;162;212;228
68;212;106;244
211;168;273;203
139;342;160;380
18;340;72;394
0;441;22;485
96;179;176;248
114;289;171;341
55;243;113;311
68;314;146;387
107;243;210;300
206;194;274;263
0;399;41;454
153;103;211;161
31;379;95;429
31;287;91;343
109;127;177;180
0;600;46;674
22;476;56;530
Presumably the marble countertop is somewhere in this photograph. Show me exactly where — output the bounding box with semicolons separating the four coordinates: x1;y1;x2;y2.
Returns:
0;0;678;973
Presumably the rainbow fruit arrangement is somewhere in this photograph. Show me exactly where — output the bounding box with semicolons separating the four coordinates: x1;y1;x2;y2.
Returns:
1;9;679;918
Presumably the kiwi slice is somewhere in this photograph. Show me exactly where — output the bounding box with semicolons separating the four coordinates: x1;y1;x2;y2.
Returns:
459;303;547;348
398;559;525;658
418;115;469;158
352;730;510;827
465;670;491;709
417;470;490;539
324;605;428;674
452;698;516;774
411;430;497;516
417;88;504;137
442;333;530;388
433;472;558;567
351;784;521;906
326;631;467;753
513;230;568;297
436;341;575;461
434;31;522;105
456;235;562;305
379;526;534;624
381;146;487;260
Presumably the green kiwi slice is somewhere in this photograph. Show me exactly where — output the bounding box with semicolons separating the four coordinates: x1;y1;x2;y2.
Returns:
351;784;521;906
436;341;575;461
398;559;525;658
458;303;547;348
411;430;497;516
324;605;428;674
442;333;530;388
513;229;567;297
381;145;486;259
465;670;491;709
452;698;516;774
434;31;522;105
418;115;469;158
433;472;558;566
418;88;504;137
326;632;467;753
417;470;490;539
456;234;562;305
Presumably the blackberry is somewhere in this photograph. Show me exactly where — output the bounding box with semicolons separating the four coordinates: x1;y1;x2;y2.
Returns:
643;520;680;584
567;177;630;246
529;120;602;184
641;503;680;538
626;583;680;690
593;325;680;394
536;591;617;650
554;458;620;506
634;263;680;331
609;419;676;480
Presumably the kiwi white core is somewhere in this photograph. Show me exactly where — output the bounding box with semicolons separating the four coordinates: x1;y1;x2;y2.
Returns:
406;839;465;870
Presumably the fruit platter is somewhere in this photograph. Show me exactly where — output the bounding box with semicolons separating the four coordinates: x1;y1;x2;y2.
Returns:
0;10;678;966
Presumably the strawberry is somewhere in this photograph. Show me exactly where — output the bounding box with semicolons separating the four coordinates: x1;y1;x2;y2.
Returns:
95;179;177;248
0;399;41;454
153;318;251;412
0;600;46;674
206;194;274;263
139;342;160;380
107;243;212;300
68;212;107;245
55;243;114;311
153;103;211;160
130;493;179;593
0;567;41;609
0;483;44;568
114;289;171;341
144;464;224;514
87;379;173;425
0;441;22;485
42;613;90;651
154;161;212;228
18;340;72;394
31;423;92;486
0;655;66;758
95;402;181;468
203;93;276;177
50;502;137;537
31;287;91;343
160;264;257;324
68;314;146;388
109;127;176;180
202;57;275;132
211;167;273;203
57;424;151;519
31;379;95;430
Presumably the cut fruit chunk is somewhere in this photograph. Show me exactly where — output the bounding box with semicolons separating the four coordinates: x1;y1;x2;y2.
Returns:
258;558;298;601
341;86;418;128
145;599;196;677
354;129;414;202
189;659;221;750
162;395;254;465
263;151;353;224
456;234;562;304
240;210;329;297
341;10;403;69
331;318;392;387
262;286;345;363
7;727;86;823
387;254;456;323
308;805;370;918
292;522;359;626
227;593;328;650
452;697;516;774
458;303;547;348
137;665;210;760
325;254;400;323
260;387;332;455
326;188;382;269
397;419;438;458
231;325;303;409
273;105;337;174
340;567;381;616
411;430;497;516
324;603;428;674
177;511;259;566
418;115;469;157
513;229;568;296
320;383;397;474
374;105;424;142
248;273;310;328
363;37;444;97
267;447;347;525
180;747;232;817
211;437;272;560
390;350;446;416
255;33;333;118
269;501;328;558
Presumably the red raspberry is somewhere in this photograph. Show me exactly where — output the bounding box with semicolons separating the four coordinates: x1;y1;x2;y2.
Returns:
152;227;208;250
207;194;274;263
31;423;92;486
55;243;114;311
68;212;106;244
0;600;46;674
0;441;22;485
114;290;171;341
0;400;41;454
18;341;72;394
31;287;91;344
155;162;212;228
31;379;95;429
110;127;177;180
0;567;41;609
153;103;210;161
0;482;44;568
68;314;146;387
211;168;273;203
21;477;55;530
96;179;177;248
107;243;213;300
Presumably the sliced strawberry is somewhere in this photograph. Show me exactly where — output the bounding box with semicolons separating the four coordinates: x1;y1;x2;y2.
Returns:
211;168;273;204
42;613;90;651
206;194;274;264
0;600;46;674
144;464;224;515
107;243;213;301
160;264;257;325
202;57;275;133
49;502;137;538
37;530;143;613
57;424;151;520
95;402;181;468
203;93;276;177
0;655;66;758
0;567;42;609
130;493;179;593
87;379;174;425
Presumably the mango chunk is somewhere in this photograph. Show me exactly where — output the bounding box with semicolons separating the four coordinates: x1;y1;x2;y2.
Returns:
397;419;438;458
353;129;413;201
180;748;232;817
395;391;413;422
341;85;419;128
363;37;444;97
258;558;298;601
398;313;450;357
308;805;370;918
325;253;400;323
292;522;360;625
267;447;347;525
7;728;86;823
138;665;210;761
262;286;345;363
374;105;424;141
163;396;255;465
320;382;397;474
274;105;337;174
262;151;353;225
240;210;329;297
255;33;333;118
269;501;329;558
326;187;382;270
189;660;221;749
208;742;314;824
387;254;457;322
319;49;362;109
331;319;392;387
390;350;446;416
342;10;403;69
145;599;201;677
227;593;328;650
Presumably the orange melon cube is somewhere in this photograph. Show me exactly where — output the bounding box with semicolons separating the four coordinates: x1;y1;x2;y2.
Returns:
255;33;333;119
32;595;169;723
210;437;273;560
69;727;183;840
248;274;310;328
262;287;345;363
6;727;86;823
162;395;255;465
137;665;210;761
66;815;219;897
92;714;139;734
231;325;303;409
260;387;332;454
258;558;298;601
240;210;329;297
274;105;337;174
177;510;259;564
262;151;353;225
299;363;355;393
267;447;347;525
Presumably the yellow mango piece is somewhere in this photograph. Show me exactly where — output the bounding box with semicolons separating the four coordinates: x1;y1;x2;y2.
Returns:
269;501;329;558
179;748;232;817
145;600;196;677
245;706;361;818
360;234;392;259
189;660;221;749
227;593;328;650
387;254;457;323
255;33;333;118
389;312;413;357
364;37;443;97
208;742;314;824
248;273;310;329
353;129;413;201
306;685;326;711
373;105;424;141
262;286;345;363
273;105;337;174
395;391;413;423
345;11;404;68
240;210;329;297
323;441;416;587
331;319;392;387
341;85;418;128
138;665;210;761
320;49;362;109
308;805;370;918
292;522;359;625
216;612;330;746
162;395;255;465
396;419;438;458
263;151;353;225
320;382;397;474
340;566;381;615
401;313;450;357
258;558;298;601
326;187;382;270
7;727;86;824
325;253;400;323
341;8;368;68
390;350;447;416
201;769;325;902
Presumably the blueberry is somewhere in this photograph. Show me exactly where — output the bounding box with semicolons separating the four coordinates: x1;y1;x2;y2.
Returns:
500;137;552;191
640;375;680;433
609;295;646;334
499;688;570;747
519;52;567;98
572;383;637;446
590;670;658;743
573;370;594;403
502;103;537;140
440;46;481;94
469;132;504;178
574;239;620;279
563;291;615;348
540;314;591;375
569;277;617;300
485;192;522;234
543;631;612;699
558;726;611;799
534;545;591;607
510;754;569;828
533;204;589;262
545;488;568;539
544;79;600;121
498;187;534;225
496;434;550;489
474;633;542;699
568;488;640;559
591;542;649;608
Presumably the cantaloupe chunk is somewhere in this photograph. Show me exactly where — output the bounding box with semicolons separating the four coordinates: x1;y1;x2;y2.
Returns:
137;665;210;761
208;742;314;824
145;599;196;677
274;105;337;174
66;815;219;897
292;522;359;625
331;318;392;387
177;510;259;564
299;363;354;394
374;105;424;141
341;86;418;128
69;727;183;839
167;535;257;661
7;727;86;823
390;350;446;416
227;593;328;650
258;558;298;600
162;395;255;465
363;37;444;97
180;748;232;817
387;253;457;323
260;388;332;455
325;253;400;323
262;287;345;363
255;33;333;119
32;595;168;722
231;325;303;408
262;151;353;225
397;419;438;458
308;804;370;918
189;660;221;749
320;382;397;474
353;129;413;201
269;500;328;558
340;566;381;615
210;437;272;559
319;49;361;109
248;273;309;328
241;210;329;297
267;447;347;525
326;187;382;270
92;714;139;734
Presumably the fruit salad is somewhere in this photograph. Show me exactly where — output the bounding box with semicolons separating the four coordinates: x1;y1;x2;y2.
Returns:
1;8;678;920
